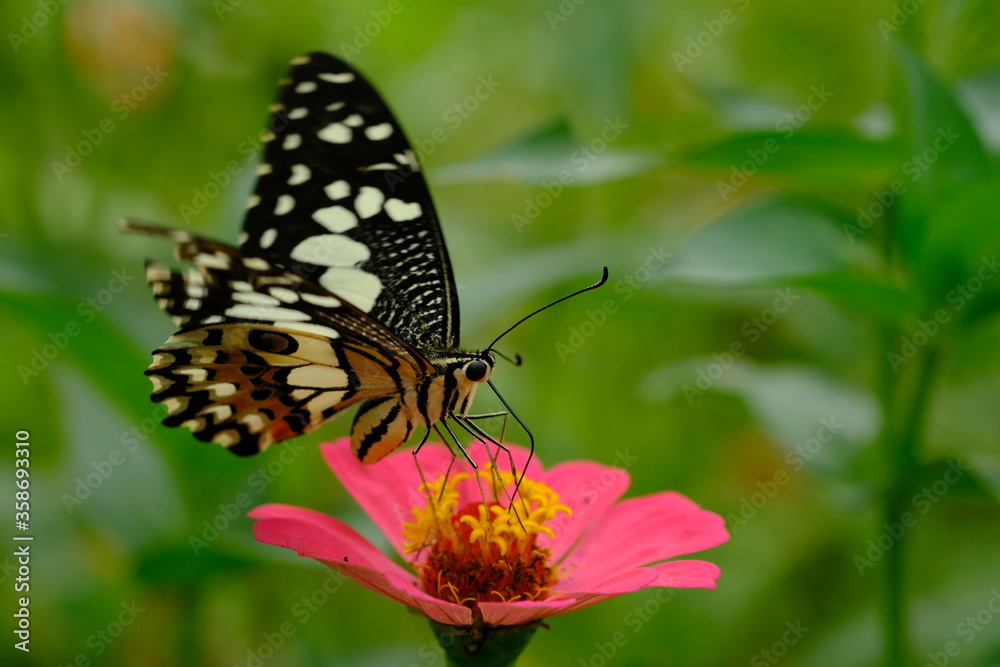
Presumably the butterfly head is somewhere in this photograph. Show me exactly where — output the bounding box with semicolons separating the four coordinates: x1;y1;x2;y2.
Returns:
462;351;495;383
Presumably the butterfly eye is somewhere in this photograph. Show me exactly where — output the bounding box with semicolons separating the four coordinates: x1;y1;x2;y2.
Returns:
465;360;489;382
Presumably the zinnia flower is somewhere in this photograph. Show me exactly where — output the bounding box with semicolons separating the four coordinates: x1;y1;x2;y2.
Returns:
250;438;729;662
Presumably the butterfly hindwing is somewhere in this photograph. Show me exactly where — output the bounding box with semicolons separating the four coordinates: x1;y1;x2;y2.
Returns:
241;52;459;351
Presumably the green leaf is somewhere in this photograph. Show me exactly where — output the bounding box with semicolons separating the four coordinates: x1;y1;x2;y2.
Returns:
681;129;899;191
433;118;664;185
890;43;995;264
656;196;854;286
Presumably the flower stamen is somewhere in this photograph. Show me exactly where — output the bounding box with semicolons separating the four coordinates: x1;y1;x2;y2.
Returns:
402;463;571;608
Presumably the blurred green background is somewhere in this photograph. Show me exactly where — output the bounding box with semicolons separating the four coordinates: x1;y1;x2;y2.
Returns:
3;0;1000;665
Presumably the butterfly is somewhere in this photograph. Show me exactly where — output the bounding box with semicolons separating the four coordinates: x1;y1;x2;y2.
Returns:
124;52;605;464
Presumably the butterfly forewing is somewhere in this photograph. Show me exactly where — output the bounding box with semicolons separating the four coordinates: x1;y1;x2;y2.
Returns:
241;52;459;350
126;53;499;462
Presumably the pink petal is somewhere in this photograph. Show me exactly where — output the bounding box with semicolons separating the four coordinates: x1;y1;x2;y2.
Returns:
535;461;630;561
648;559;722;589
478;597;577;626
250;503;472;625
250;503;410;578
321;439;437;559
558;491;729;584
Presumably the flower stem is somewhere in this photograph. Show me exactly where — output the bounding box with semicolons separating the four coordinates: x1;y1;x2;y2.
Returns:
429;619;541;667
878;325;938;667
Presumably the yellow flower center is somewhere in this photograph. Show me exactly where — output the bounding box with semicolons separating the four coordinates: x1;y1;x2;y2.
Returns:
402;465;571;607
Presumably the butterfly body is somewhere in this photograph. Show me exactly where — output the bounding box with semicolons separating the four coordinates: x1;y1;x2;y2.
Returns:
126;53;498;463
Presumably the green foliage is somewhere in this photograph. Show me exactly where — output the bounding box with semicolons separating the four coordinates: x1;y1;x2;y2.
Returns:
2;1;1000;666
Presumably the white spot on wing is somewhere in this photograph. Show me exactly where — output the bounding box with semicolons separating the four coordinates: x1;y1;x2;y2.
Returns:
233;291;280;306
281;321;342;339
295;81;317;93
260;228;278;249
225;304;311;322
286;365;350;388
326;102;345;111
319;268;382;312
178;367;209;382
312;206;358;232
318;122;351;144
326;180;349;200
257;163;272;175
288;164;311;185
384;199;423;221
268;287;299;303
301;293;341;308
355;186;385;218
365;123;393;141
248;195;260;208
343;114;364;127
275;194;295;215
290;235;370;267
207;382;237;398
288;107;308;119
319;72;355;83
242;257;270;271
283;133;301;150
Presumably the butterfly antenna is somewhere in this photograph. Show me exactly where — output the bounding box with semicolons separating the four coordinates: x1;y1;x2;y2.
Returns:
486;267;609;352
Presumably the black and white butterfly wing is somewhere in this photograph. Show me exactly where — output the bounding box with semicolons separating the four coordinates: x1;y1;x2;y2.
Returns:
241;52;459;351
124;222;432;456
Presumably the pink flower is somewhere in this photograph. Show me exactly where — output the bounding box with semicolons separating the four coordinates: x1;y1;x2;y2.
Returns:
249;438;729;627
